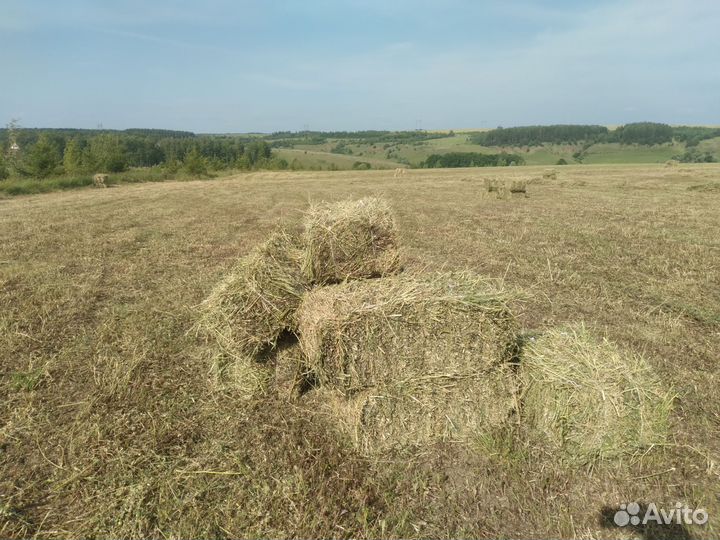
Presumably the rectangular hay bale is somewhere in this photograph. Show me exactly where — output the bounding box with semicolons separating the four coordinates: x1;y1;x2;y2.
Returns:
302;197;401;284
314;366;517;454
297;273;519;452
519;326;674;462
197;231;309;395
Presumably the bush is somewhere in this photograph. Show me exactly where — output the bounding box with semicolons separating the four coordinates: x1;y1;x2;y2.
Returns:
183;147;208;175
87;134;128;172
25;134;62;178
0;155;9;180
673;149;716;163
0;176;93;196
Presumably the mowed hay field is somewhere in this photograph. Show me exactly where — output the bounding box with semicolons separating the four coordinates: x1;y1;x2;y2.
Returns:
1;164;719;539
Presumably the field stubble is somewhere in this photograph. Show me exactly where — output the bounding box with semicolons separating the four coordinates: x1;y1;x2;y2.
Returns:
1;164;719;538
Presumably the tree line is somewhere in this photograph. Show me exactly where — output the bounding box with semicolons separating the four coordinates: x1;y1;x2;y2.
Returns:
0;127;284;179
269;130;446;147
423;152;525;168
468;122;719;147
470;125;609;146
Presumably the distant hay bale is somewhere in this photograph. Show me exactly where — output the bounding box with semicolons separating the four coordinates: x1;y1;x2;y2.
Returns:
665;159;680;168
495;182;510;200
542;169;557;180
509;180;527;193
93;173;108;188
198;231;310;394
297;272;519;452
687;181;720;193
484;178;500;192
519;326;674;462
302;197;401;284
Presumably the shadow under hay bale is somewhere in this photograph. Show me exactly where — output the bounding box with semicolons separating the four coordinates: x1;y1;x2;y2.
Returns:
272;334;306;400
302;197;401;284
197;231;309;396
519;326;674;463
297;272;520;453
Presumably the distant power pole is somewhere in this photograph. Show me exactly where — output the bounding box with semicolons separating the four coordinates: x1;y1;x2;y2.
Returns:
415;119;423;131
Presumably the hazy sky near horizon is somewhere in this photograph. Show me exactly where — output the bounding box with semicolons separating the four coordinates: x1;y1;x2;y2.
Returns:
2;0;719;132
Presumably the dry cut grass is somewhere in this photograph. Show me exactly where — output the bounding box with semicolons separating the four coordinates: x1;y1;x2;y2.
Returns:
1;164;719;538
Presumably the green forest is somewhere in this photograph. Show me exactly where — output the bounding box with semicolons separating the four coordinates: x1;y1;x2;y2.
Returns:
0;126;285;181
468;122;720;148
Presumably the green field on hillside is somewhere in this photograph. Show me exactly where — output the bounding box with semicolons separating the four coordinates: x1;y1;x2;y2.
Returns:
267;132;720;169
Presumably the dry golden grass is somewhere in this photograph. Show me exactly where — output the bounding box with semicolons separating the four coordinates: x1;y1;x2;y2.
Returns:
1;164;719;538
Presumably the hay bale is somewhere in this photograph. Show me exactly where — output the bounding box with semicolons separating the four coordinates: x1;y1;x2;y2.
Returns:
302;197;401;284
495;182;510;200
542;169;557;180
665;159;680;168
198;231;309;393
93;173;108;187
299;273;518;391
519;326;674;462
484;178;500;192
687;181;720;193
297;273;519;452
509;180;527;194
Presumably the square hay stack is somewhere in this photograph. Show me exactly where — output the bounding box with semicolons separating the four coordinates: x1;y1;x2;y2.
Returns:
519;326;674;462
302;197;401;284
197;231;309;396
484;178;500;192
509;180;527;194
297;273;519;453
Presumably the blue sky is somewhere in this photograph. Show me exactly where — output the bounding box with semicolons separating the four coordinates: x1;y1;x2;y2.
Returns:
1;0;718;132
